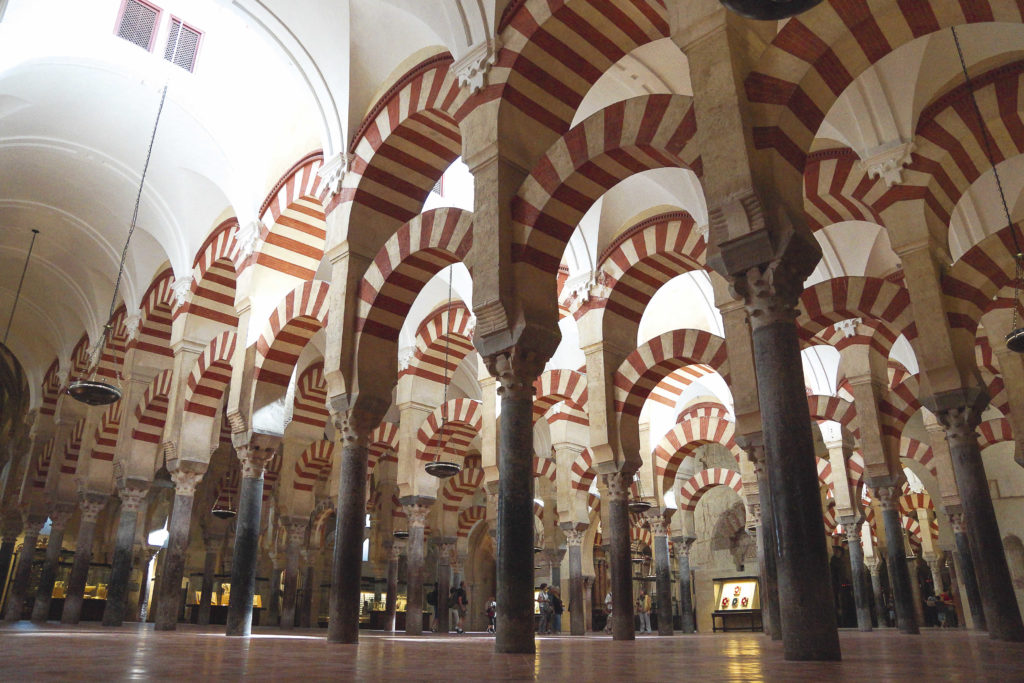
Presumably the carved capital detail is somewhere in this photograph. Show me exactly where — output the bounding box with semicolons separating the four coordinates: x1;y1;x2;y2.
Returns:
646;514;669;538
48;504;75;532
235;220;265;260
844;520;863;545
451;37;502;92
671;535;696;557
731;261;803;330
564;528;586;547
171;277;194;310
603;472;631;502
935;405;982;451
170;469;205;497
874;485;899;512
486;347;544;401
235;434;279;479
859;140;914;188
404;503;431;528
283;518;308;547
78;492;108;524
119;482;150;512
948;512;967;535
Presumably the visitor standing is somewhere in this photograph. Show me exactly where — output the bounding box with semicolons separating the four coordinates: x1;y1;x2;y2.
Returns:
537;583;552;634
604;590;613;633
550;587;563;634
485;596;496;633
454;581;468;634
637;590;652;633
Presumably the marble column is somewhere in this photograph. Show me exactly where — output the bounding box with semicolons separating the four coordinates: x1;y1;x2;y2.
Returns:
583;576;594;633
935;403;1024;641
61;492;108;624
280;518;307;630
197;541;218;626
744;439;782;640
950;512;986;630
843;521;872;632
4;512;45;621
0;515;21;599
564;526;586;636
907;556;926;628
603;473;634;642
946;551;967;627
31;504;74;623
226;436;275;637
488;351;543;654
867;557;887;627
103;482;148;627
300;551;315;628
402;501;431;635
927;555;944;595
155;467;204;631
674;536;696;634
876;486;918;634
646;514;673;636
436;540;454;633
385;541;402;633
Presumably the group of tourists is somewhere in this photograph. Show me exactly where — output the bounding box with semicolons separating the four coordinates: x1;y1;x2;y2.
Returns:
603;589;654;633
535;583;564;634
426;580;469;634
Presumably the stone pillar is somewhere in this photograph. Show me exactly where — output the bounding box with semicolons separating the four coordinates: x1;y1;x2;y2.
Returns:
280;518;306;630
867;557;887;627
197;541;218;626
876;486;918;634
435;540;454;633
564;526;586;636
385;541;402;632
300;549;315;628
154;468;204;630
731;264;840;660
843;520;872;632
0;515;21;601
950;512;986;630
267;563;283;626
402;501;431;635
674;536;696;633
934;402;1024;641
4;512;44;621
487;350;544;654
945;551;967;627
61;493;108;624
102;483;148;626
31;504;74;623
744;438;782;640
927;555;944;595
603;472;634;642
907;556;926;628
646;514;673;636
140;547;159;622
225;437;275;637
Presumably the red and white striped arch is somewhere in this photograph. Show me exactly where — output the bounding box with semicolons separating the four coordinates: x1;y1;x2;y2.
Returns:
457;505;486;539
292;362;329;429
31;437;57;489
339;55;468;220
294;440;336;493
183;331;237;418
945;225;1022;334
367;421;399;481
646;365;719;410
89;401;123;463
59;418;87;476
899;492;935;516
131;268;175;359
67;333;91;384
807;394;859;439
416;398;482;461
797;277;913;352
534;455;556;483
978;416;1014;450
213;463;241;511
404;302;475;384
655;409;740;497
131;370;175;446
823;501;838;536
533;369;588;423
261;450;282;503
595;211;706;325
803;149;886;231
180;218;240;327
512;94;700;274
95;306;131;382
441;466;484;512
630;525;653;550
39;358;61;417
878;375;921;455
570;447;597;492
816;456;834;494
357;208;473;342
256;154;327;282
678;467;744;512
613;329;729;418
253;280;330;389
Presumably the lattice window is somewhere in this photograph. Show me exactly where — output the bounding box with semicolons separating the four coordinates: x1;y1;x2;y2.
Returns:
432;177;444;197
164;18;201;72
115;0;161;51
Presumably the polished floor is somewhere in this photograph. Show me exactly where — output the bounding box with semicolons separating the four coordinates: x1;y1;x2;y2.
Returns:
0;623;1020;681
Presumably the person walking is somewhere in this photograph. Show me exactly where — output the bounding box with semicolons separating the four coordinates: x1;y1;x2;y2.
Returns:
550;587;563;634
604;590;613;633
453;581;468;634
485;596;496;633
537;583;552;634
637;590;652;633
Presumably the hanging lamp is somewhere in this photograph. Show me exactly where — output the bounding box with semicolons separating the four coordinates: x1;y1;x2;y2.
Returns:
152;448;174;489
627;471;653;514
3;229;40;346
67;82;170;405
948;27;1024;352
424;264;463;479
719;0;822;20
393;529;410;540
212;485;237;519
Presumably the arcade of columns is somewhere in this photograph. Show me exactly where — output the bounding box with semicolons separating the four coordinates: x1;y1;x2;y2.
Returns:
3;0;1024;663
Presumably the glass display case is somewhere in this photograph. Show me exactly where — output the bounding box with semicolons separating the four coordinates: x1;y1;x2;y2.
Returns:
711;577;762;632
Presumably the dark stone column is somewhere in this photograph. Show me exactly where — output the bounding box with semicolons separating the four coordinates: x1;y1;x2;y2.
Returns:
327;412;374;645
868;558;886;627
103;483;148;627
143;548;162;622
934;402;1024;641
401;500;431;635
843;521;872;632
877;486;918;634
267;566;282;626
385;542;401;632
946;547;968;628
908;556;926;627
61;493;108;624
743;438;781;640
155;468;204;631
0;515;21;599
603;472;634;642
564;526;586;636
197;544;218;626
226;436;276;637
950;512;986;630
4;513;44;621
674;537;696;633
489;351;543;654
435;540;454;633
648;516;673;636
31;506;73;623
300;558;315;628
280;518;306;630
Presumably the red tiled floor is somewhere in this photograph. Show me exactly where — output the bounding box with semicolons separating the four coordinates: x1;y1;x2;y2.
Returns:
0;623;1021;681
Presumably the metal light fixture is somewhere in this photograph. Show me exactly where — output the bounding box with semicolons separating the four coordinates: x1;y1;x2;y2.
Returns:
720;0;822;20
212;488;237;519
627;471;652;514
393;530;410;540
67;84;169;405
424;265;462;479
948;27;1024;352
3;229;40;345
152;449;174;489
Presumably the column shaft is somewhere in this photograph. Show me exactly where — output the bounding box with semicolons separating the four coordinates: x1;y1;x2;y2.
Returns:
0;538;17;604
678;551;695;634
281;542;300;630
102;507;139;626
404;523;426;635
753;455;782;640
31;524;66;623
908;558;926;628
869;564;886;627
327;438;369;643
567;540;585;635
155;491;196;631
605;475;634;642
846;527;872;632
300;565;315;628
653;534;672;636
225;475;263;636
953;526;986;630
60;518;99;624
385;555;399;632
197;548;217;626
4;530;39;621
437;556;451;633
880;505;918;634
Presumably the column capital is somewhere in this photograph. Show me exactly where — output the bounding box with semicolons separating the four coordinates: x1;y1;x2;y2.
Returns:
329;399;389;448
234;433;280;479
169;467;205;498
401;497;434;528
485;346;546;401
843;519;863;545
48;503;75;532
281;517;309;547
20;510;47;535
736;432;766;468
671;535;697;557
873;485;900;512
118;481;150;512
562;525;588;547
922;387;988;450
645;511;670;537
78;492;108;524
730;260;805;331
948;511;967;535
602;471;631;501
